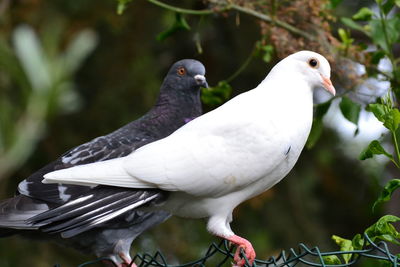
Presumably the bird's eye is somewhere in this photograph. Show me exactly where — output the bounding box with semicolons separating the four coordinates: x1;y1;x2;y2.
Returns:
177;67;186;76
308;58;319;68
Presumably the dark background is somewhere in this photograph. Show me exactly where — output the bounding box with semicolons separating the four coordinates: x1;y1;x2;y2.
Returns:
0;0;392;266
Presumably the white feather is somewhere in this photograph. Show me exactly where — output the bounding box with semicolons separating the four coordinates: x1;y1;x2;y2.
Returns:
43;157;155;188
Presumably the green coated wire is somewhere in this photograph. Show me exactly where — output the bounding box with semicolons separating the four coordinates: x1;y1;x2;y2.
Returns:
53;233;398;267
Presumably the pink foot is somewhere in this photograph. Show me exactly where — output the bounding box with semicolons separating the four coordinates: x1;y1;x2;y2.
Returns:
221;235;256;266
118;252;137;267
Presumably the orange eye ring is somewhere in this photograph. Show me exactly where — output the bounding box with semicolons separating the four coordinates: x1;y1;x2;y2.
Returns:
177;67;186;76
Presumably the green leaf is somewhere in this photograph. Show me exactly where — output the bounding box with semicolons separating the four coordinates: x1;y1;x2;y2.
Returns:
387;17;400;43
332;235;353;263
352;234;364;250
329;0;343;8
306;101;332;149
369;19;389;53
367;104;400;133
341;17;366;32
352;7;374;21
255;42;274;63
322;255;341;265
116;0;133;15
365;215;400;245
369;18;400;53
368;103;386;122
384;108;400;131
338;28;354;46
368;104;400;131
396;0;400;7
315;100;332;118
261;45;274;63
359;140;394;161
201;81;232;107
156;13;191;41
373;179;400;211
307;118;323;149
338;28;347;41
382;0;395;15
339;97;361;125
370;50;386;64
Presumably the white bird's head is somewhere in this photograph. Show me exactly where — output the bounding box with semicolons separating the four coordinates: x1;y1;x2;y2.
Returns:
279;50;336;96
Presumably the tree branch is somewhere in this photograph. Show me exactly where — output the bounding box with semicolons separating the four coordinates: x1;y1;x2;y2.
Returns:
229;4;315;40
146;0;215;15
145;0;315;40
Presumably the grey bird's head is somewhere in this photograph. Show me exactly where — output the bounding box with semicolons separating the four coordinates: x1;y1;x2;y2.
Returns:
163;59;208;93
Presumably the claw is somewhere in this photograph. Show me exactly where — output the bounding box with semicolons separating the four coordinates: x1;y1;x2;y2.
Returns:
220;235;256;267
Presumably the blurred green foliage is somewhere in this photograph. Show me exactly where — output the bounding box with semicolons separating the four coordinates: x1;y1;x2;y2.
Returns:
328;0;400;262
0;23;97;182
1;0;399;266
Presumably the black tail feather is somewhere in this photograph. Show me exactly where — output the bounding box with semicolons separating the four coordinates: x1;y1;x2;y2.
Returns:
29;187;164;238
0;195;49;230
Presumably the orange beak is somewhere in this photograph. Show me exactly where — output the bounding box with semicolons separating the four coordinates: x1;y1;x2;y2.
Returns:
321;75;336;96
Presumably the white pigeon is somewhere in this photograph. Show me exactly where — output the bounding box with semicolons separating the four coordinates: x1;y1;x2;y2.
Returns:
43;51;335;266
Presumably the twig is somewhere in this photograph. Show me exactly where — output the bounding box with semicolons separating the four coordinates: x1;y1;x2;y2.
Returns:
145;0;315;40
391;127;400;167
226;45;256;83
377;1;400;101
146;0;215;15
229;4;315;40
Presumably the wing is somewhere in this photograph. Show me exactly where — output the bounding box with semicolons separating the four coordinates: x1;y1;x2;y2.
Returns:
124;91;287;197
19;122;152;204
125;126;284;197
44;91;287;198
28;187;167;238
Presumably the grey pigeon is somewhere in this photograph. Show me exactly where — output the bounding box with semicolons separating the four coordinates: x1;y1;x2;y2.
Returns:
0;59;207;266
41;51;335;267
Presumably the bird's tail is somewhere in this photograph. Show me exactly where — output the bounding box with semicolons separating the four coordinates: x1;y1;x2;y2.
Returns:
28;186;166;238
42;157;141;188
0;195;48;232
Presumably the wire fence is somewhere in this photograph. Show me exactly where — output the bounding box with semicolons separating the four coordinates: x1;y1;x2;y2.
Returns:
58;233;399;267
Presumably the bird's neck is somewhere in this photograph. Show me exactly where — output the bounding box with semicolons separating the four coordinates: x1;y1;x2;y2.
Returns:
255;69;314;133
148;88;202;126
259;71;313;103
